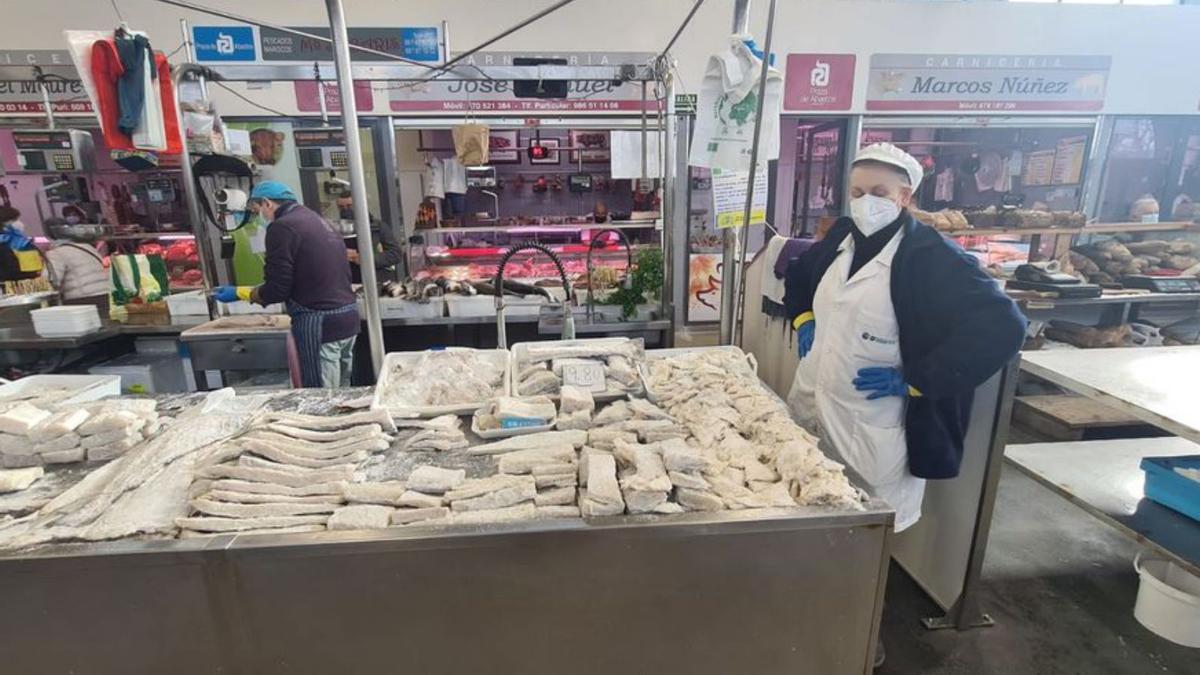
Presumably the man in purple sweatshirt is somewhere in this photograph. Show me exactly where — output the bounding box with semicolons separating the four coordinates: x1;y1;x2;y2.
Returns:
214;181;360;388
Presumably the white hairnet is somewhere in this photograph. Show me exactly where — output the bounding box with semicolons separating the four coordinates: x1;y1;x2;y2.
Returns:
853;142;924;191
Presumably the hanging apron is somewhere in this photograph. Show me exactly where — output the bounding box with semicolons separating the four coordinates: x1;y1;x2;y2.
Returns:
288;300;358;388
786;230;926;531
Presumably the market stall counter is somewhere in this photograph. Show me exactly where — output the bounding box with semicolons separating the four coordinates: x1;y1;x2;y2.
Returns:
0;348;893;675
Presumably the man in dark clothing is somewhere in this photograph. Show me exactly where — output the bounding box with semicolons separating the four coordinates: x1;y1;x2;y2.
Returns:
213;181;360;388
336;191;403;284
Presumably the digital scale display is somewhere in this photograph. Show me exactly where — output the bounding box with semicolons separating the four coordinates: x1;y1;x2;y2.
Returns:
1123;275;1200;294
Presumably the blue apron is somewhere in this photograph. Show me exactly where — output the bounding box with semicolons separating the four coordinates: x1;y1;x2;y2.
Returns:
288;300;358;387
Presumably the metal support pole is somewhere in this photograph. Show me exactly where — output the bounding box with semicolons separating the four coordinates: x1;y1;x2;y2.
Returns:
37;74;55;130
732;0;752;34
840;115;864;219
379;116;405;278
171;64;220;301
641;82;649;181
719;0;752;344
922;358;1020;631
178;19;207;99
661;0;706;58
326;0;384;377
661;77;676;347
732;0;777;347
314;64;329;126
441;20;451;65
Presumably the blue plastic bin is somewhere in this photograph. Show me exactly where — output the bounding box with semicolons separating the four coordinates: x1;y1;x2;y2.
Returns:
1141;455;1200;523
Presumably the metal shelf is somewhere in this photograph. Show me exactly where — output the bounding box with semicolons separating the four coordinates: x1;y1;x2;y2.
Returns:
420;221;659;235
97;232;196;241
942;221;1197;238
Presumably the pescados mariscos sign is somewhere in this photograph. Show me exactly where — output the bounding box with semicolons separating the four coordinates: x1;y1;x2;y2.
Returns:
867;54;1111;112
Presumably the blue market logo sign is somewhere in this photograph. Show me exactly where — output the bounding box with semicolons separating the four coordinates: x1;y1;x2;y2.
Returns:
193;26;257;62
400;27;439;62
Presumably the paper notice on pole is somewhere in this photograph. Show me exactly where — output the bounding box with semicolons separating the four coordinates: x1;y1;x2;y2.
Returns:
712;166;768;229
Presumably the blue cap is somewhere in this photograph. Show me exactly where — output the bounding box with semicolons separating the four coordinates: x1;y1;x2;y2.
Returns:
250;181;297;201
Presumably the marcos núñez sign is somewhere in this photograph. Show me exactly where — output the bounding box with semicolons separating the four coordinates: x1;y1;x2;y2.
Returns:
867;54;1111;112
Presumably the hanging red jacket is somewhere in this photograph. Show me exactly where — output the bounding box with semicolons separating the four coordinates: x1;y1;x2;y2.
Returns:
90;38;182;155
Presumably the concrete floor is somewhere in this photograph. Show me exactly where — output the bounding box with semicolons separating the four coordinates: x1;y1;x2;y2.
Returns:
878;464;1200;674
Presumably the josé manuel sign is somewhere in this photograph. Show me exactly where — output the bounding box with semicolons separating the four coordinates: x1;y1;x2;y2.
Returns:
867;54;1110;112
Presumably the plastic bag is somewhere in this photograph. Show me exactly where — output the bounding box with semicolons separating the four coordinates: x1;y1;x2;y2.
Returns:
452;123;489;166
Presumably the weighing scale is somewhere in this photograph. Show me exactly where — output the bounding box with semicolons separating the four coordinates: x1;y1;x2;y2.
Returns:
1122;275;1200;294
1008;262;1102;299
12;129;95;172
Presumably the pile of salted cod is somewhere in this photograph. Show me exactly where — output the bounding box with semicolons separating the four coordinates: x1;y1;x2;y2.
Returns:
628;349;866;513
179;408;396;536
0;390;264;549
457;349;865;518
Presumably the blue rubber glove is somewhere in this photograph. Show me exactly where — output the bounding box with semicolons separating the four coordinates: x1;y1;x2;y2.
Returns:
853;367;909;400
797;321;815;359
212;286;239;303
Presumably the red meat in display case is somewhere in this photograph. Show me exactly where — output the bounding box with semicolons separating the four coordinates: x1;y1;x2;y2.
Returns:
161;239;202;289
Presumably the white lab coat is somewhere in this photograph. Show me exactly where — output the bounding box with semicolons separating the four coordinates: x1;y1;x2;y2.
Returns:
786;229;926;531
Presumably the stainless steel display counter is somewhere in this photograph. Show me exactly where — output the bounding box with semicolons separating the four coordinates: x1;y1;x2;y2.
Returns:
0;374;893;674
0;503;892;675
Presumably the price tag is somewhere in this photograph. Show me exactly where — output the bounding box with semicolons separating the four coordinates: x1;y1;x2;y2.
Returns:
561;362;606;392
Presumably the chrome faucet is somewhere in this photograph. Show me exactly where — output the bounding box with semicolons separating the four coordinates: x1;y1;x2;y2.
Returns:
494;242;574;350
586;228;634;323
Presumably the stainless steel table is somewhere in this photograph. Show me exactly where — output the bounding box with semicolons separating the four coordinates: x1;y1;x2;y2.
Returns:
1006;437;1200;577
0;323;121;350
1021;346;1200;443
0;504;893;675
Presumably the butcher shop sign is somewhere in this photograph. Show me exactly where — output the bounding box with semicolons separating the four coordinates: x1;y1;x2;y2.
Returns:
388;52;662;113
866;54;1110;112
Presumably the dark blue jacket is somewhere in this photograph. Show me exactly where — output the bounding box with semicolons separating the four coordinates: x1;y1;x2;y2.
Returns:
783;211;1025;479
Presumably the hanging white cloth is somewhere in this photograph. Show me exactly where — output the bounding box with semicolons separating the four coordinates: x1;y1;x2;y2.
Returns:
423;157;445;199
934;168;955;203
441;157;467;194
610;130;662;179
786;230;926;531
133;50;166;151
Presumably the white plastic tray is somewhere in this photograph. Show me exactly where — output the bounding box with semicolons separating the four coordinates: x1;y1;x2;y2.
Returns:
372;348;512;418
510;337;645;403
0;374;121;407
218;300;285;316
639;346;758;404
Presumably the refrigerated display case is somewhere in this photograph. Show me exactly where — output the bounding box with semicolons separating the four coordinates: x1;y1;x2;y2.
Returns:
391;123;669;344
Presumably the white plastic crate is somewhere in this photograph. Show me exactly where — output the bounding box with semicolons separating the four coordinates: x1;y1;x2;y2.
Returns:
166;290;209;316
377;297;445;320
372;348;512;418
29;305;102;337
504;296;547;317
445;295;496;318
639;346;758;404
510;338;645;402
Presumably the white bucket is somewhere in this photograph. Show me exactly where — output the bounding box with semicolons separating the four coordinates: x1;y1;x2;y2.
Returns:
1133;553;1200;648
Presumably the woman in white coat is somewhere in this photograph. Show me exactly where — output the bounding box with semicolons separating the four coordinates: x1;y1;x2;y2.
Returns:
784;143;1024;533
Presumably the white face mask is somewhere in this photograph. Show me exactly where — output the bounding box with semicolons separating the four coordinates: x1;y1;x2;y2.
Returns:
849;195;901;236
